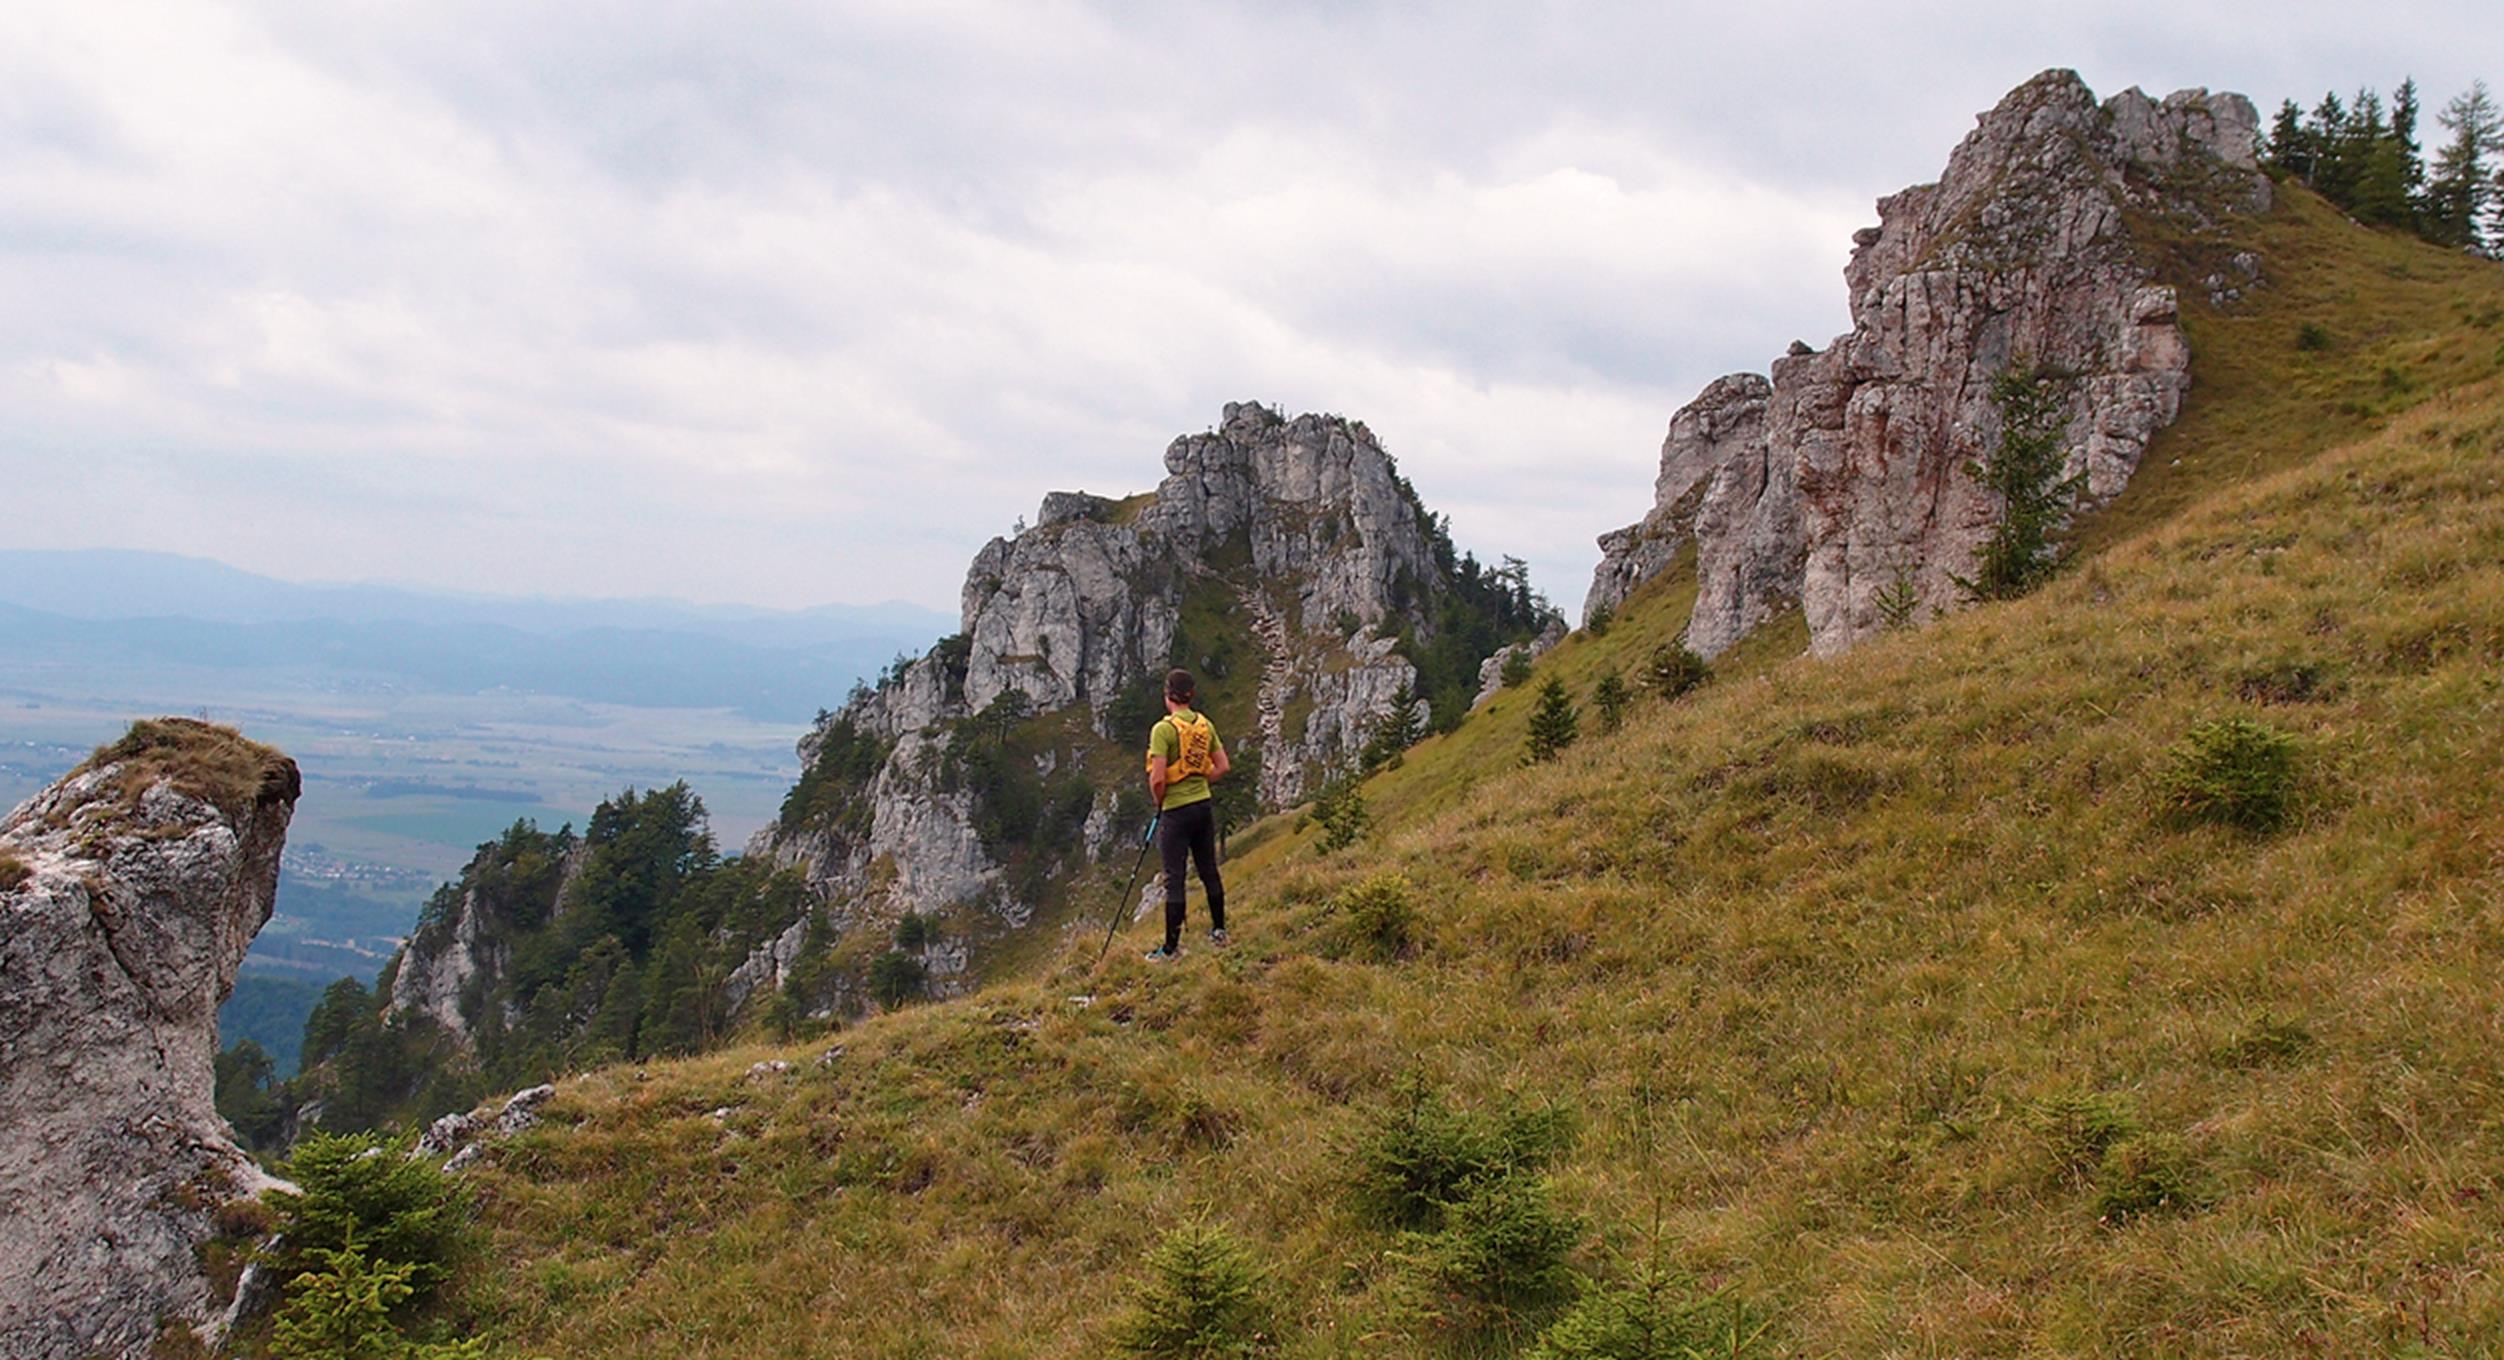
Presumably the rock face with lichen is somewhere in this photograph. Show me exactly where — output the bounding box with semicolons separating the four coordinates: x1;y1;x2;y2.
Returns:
1585;70;2269;656
0;719;301;1360
734;402;1544;1004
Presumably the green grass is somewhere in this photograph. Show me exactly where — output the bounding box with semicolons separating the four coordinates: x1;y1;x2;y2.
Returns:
442;198;2504;1358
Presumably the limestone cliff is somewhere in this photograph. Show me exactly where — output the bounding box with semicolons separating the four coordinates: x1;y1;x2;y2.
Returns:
737;402;1542;1001
1586;70;2270;655
0;719;301;1360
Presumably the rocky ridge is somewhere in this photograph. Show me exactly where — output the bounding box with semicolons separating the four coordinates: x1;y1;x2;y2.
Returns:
733;402;1529;1000
0;720;300;1360
1586;70;2270;655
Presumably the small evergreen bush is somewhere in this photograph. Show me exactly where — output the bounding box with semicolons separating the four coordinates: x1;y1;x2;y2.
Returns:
1584;603;1613;638
269;1234;417;1360
1331;871;1418;963
1525;677;1581;764
1398;1171;1583;1321
1309;776;1373;855
892;911;935;951
1874;570;1921;630
2159;716;2300;832
2030;1093;2144;1177
1528;1268;1771;1360
1108;1222;1276;1358
868;949;929;1008
2295;320;2333;351
272;1132;473;1305
1354;1080;1573;1231
2093;1132;2212;1222
1501;647;1536;689
1643;644;1709;702
1360;685;1426;772
1591;671;1630;734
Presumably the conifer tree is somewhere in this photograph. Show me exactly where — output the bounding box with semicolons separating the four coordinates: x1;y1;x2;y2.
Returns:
1525;677;1579;764
2266;99;2311;180
2428;81;2502;251
2310;91;2354;200
1591;671;1630;734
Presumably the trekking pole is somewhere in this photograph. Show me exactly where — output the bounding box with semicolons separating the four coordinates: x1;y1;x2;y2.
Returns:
1094;813;1160;964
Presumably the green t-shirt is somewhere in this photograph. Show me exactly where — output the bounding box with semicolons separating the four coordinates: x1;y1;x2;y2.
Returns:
1149;709;1224;810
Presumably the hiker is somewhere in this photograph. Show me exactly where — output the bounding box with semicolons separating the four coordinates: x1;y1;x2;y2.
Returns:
1143;667;1230;961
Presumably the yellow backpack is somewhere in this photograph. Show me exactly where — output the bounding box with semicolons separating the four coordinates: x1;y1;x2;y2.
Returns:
1150;710;1218;782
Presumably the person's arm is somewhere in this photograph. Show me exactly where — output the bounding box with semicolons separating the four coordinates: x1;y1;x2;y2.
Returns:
1209;738;1231;782
1147;753;1170;807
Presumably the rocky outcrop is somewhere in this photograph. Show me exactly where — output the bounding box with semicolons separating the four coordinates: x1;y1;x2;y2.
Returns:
385;833;584;1049
0;720;301;1360
745;402;1541;992
1586;71;2269;656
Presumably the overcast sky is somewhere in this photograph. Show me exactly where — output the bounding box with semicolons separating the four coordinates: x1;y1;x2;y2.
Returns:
5;2;2496;615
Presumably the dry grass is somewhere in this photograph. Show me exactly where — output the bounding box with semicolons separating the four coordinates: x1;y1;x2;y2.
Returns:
452;200;2504;1358
0;851;29;892
74;717;297;824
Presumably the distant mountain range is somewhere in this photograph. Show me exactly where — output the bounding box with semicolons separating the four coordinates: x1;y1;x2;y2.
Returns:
0;549;954;723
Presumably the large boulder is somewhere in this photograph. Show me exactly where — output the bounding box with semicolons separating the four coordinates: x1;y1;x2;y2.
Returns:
0;719;301;1360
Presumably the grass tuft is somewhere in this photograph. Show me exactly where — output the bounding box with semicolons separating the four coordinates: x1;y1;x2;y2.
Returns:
74;718;296;824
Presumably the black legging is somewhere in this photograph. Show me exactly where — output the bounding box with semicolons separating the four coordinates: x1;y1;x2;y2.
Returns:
1158;800;1225;950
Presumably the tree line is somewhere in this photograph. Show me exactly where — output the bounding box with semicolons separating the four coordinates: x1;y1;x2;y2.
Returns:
2265;78;2504;254
217;784;918;1150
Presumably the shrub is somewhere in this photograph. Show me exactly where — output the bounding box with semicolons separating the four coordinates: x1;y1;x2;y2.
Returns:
2093;1132;2212;1222
2295;321;2332;351
1309;776;1373;855
1643;644;1709;702
1874;569;1921;630
1590;672;1630;734
1525;677;1581;764
1501;647;1535;689
1360;685;1427;773
1584;603;1613;638
2030;1093;2144;1178
1398;1170;1584;1323
1332;872;1418;963
1108;1222;1276;1358
1355;1080;1573;1231
269;1234;416;1360
1527;1269;1772;1360
868;950;929;1009
2159;717;2300;833
0;852;27;893
892;911;935;951
271;1132;473;1306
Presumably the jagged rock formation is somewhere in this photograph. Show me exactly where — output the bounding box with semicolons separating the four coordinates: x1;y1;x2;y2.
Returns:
0;720;301;1360
1586;71;2269;656
740;402;1542;997
386;835;586;1046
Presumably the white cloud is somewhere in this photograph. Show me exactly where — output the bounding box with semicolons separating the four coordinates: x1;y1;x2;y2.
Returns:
4;0;2497;612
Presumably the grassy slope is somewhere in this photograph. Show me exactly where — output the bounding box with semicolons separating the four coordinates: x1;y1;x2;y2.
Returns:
458;191;2504;1358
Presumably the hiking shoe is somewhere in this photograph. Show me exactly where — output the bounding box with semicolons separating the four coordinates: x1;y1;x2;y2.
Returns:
1142;946;1178;964
1209;929;1231;947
